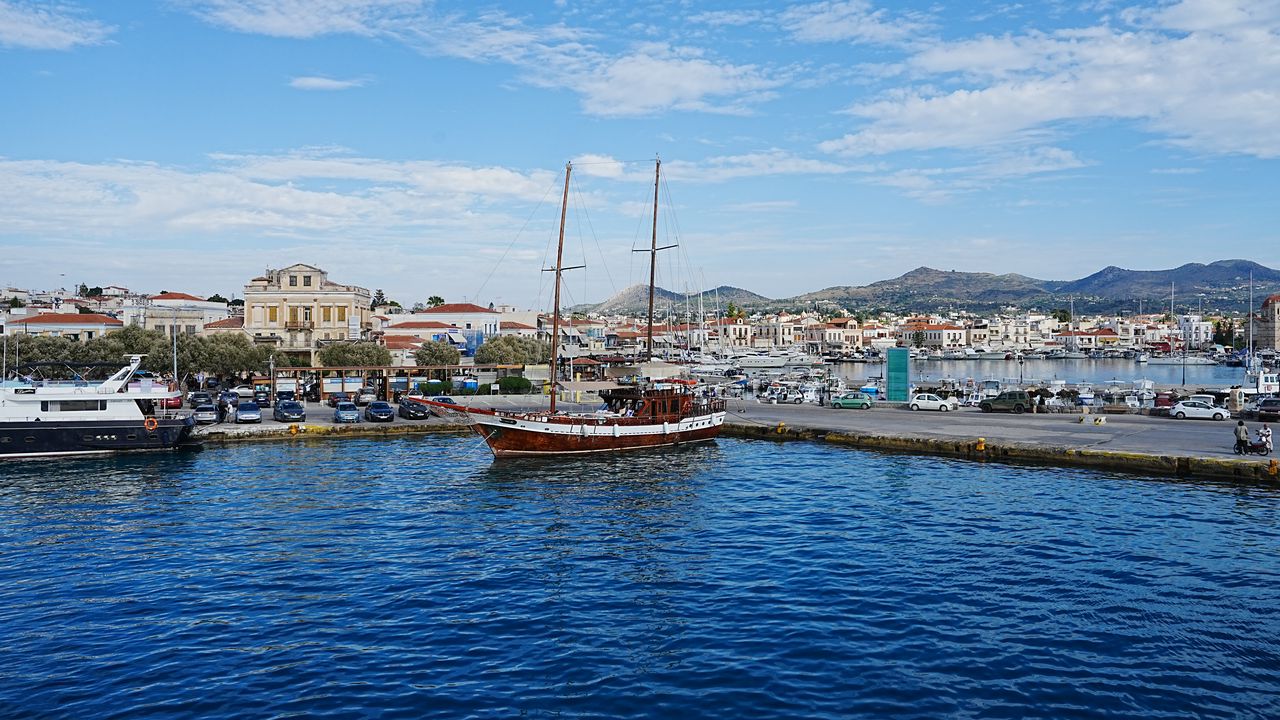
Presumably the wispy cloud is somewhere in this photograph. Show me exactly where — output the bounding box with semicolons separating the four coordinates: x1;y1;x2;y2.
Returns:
180;0;422;39
0;0;114;50
289;75;369;90
820;0;1280;160
779;0;929;45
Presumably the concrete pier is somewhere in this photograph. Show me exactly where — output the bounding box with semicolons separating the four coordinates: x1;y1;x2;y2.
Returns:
190;396;1279;483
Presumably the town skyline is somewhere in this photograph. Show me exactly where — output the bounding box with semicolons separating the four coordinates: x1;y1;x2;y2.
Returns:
3;1;1278;306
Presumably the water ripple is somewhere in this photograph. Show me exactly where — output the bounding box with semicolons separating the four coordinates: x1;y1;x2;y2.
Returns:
2;437;1279;718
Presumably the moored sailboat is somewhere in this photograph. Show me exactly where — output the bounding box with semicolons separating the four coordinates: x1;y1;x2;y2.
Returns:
431;159;727;458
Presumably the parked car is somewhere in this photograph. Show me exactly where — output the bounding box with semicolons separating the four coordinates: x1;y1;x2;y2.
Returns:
234;401;262;424
232;385;255;399
398;399;432;419
161;394;184;409
910;393;960;412
333;402;360;423
253;389;271;408
326;391;351;408
189;391;214;408
831;392;874;409
1253;397;1280;422
1170;400;1229;421
354;388;377;406
364;401;395;422
192;404;219;424
276;390;296;403
979;390;1032;414
273;400;306;423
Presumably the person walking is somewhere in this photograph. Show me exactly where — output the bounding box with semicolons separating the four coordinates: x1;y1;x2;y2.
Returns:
1258;423;1273;453
1234;420;1250;454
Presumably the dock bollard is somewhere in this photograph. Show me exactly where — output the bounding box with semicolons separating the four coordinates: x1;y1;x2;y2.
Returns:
976;437;986;452
290;424;299;436
1269;459;1278;477
776;422;786;434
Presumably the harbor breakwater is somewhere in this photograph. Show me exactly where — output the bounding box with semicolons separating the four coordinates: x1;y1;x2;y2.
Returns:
193;409;1280;484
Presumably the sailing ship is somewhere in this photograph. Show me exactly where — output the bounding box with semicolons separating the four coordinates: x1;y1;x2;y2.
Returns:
1;354;199;458
432;159;727;457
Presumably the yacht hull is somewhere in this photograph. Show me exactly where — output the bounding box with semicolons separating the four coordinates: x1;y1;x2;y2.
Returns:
0;417;199;458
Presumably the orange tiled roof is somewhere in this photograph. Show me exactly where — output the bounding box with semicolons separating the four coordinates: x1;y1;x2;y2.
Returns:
9;312;122;325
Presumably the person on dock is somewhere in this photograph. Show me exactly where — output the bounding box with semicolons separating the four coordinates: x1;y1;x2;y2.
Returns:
1258;423;1273;453
1234;420;1250;454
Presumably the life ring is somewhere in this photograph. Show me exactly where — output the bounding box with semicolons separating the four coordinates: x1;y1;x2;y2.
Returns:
144;417;159;431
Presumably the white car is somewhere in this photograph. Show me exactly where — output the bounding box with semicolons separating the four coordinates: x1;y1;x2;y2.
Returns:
1170;400;1228;421
909;393;960;412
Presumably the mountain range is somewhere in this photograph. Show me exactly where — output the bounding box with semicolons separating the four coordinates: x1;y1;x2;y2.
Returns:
574;260;1280;316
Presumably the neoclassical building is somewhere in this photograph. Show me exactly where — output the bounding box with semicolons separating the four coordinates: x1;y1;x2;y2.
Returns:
242;264;373;364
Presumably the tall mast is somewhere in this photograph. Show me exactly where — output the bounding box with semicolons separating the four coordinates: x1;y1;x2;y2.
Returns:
646;159;660;362
548;162;572;414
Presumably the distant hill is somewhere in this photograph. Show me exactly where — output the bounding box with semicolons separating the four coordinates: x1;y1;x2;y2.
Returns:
571;260;1280;315
783;259;1280;314
574;284;771;316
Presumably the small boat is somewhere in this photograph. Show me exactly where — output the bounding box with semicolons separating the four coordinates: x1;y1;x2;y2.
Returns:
1;354;199;458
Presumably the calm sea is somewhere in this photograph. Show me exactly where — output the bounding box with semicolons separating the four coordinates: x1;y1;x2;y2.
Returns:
2;436;1278;719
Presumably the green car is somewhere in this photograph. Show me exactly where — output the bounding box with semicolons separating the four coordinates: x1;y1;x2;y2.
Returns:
832;391;875;409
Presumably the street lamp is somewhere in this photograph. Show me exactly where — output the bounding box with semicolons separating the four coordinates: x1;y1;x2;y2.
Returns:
1019;357;1025;386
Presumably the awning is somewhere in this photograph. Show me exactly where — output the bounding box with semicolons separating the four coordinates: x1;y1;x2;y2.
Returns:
557;381;623;392
447;332;467;344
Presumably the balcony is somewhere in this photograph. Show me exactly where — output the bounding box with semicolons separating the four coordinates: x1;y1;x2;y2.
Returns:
285;321;314;331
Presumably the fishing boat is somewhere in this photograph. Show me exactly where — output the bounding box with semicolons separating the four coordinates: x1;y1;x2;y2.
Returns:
430;160;726;457
1;354;199;458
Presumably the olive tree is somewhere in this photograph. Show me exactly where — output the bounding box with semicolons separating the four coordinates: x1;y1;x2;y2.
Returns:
316;341;392;367
473;335;550;365
413;340;461;367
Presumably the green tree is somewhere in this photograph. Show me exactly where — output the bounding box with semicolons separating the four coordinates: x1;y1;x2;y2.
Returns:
725;301;739;319
8;297;24;308
1051;308;1072;323
316;341;392;367
77;283;89;297
371;289;387;309
413;340;461;367
77;306;98;314
474;335;550;365
427;295;445;307
87;286;103;297
229;298;244;307
200;333;270;377
207;293;229;304
911;330;926;348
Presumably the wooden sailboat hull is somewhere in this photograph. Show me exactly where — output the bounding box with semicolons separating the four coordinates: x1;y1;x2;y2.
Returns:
470;411;726;457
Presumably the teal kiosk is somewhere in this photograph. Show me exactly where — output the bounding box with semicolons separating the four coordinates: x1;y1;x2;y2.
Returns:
886;347;911;403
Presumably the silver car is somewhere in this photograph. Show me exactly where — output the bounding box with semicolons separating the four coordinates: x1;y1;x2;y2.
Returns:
192;404;218;424
234;401;262;423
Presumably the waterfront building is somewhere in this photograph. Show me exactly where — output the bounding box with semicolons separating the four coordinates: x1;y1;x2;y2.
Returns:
392;303;499;355
242;264;373;365
3;312;122;341
1176;315;1214;349
1253;294;1280;351
127;292;231;337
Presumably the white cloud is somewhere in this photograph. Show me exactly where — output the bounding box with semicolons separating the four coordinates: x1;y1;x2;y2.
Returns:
0;0;113;49
664;150;869;183
568;44;783;117
779;0;927;45
289;75;369;90
820;1;1280;159
182;0;421;39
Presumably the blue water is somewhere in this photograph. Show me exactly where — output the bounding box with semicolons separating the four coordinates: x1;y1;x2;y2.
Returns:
2;437;1279;719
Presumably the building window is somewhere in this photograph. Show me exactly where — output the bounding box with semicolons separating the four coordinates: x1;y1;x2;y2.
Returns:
290;307;299;323
289;275;298;287
303;276;312;287
322;307;331;322
337;307;347;322
185;325;196;335
338;332;345;340
324;332;330;340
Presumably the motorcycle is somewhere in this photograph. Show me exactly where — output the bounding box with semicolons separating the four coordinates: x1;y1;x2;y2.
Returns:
1234;440;1272;456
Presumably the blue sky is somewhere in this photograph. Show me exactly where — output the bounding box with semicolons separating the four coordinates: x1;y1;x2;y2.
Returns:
2;0;1277;310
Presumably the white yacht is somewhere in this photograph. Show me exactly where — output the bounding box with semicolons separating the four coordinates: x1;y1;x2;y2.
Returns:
1;354;198;458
